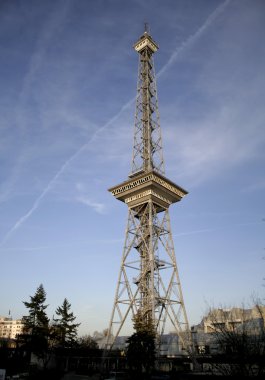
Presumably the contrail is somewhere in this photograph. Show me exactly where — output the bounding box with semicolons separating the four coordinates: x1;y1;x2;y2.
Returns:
0;98;135;247
0;1;230;245
174;221;262;238
0;0;72;205
16;0;72;133
157;0;231;78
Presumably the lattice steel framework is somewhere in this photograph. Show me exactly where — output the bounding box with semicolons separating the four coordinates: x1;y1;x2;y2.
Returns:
106;29;191;353
131;30;164;176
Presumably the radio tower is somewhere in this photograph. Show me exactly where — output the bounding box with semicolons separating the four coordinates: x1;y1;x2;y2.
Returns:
107;27;191;352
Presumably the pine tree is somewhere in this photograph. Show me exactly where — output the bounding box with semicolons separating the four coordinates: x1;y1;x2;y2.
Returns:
23;284;49;334
54;298;80;347
126;310;156;377
22;284;50;363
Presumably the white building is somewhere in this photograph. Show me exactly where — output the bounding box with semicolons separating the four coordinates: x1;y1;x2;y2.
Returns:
0;316;24;339
191;305;265;354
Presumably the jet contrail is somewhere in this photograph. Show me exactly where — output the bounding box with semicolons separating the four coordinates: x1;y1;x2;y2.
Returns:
157;0;231;78
173;221;262;238
0;1;230;245
0;98;135;247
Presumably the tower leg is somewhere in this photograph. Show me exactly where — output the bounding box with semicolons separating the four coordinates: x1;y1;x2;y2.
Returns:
106;205;192;354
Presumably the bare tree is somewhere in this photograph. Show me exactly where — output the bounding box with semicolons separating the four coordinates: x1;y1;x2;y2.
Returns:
197;304;265;377
78;334;99;349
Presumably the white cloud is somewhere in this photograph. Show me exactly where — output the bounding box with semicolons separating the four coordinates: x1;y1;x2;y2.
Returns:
1;0;264;243
165;104;265;186
75;196;105;214
76;182;85;192
16;0;72;133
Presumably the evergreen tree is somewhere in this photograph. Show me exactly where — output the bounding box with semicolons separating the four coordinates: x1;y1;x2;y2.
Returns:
126;310;156;378
54;298;80;347
22;284;50;364
23;284;49;333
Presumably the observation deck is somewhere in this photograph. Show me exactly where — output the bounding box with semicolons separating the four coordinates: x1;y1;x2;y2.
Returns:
109;170;187;212
133;31;159;53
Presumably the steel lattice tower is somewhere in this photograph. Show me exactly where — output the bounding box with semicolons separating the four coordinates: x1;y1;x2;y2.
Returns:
106;29;191;353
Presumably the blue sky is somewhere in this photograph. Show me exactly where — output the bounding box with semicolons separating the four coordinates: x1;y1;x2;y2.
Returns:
0;0;264;336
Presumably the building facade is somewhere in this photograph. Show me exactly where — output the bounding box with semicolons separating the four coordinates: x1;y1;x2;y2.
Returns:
0;316;24;339
192;305;265;355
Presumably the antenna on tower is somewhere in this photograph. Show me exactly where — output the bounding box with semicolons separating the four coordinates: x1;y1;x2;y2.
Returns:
144;22;150;34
